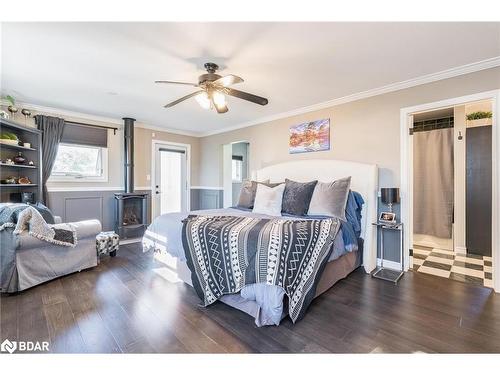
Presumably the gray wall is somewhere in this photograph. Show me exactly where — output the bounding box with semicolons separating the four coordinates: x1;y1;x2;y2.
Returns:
190;188;223;211
198;67;500;189
47;189;151;232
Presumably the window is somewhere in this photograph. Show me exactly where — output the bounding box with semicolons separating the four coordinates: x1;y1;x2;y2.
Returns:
50;143;108;181
232;157;243;182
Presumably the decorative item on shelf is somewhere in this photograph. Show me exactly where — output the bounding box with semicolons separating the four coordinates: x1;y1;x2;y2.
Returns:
14;152;27;165
28;160;35;166
466;111;492;121
21;108;31;119
21;108;32;127
23;142;31;148
18;176;31;184
0;110;9;119
3;95;18;118
1;176;17;184
380;187;400;223
379;212;396;223
0;131;19;145
4;158;15;165
466;111;493;127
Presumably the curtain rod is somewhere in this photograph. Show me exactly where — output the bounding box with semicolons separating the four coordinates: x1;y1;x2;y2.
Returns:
65;120;118;135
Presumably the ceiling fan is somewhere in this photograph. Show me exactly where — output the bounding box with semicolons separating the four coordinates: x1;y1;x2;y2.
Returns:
155;62;268;114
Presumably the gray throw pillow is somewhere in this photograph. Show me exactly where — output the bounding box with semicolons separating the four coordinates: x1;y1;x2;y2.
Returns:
237;180;259;209
307;176;352;221
281;179;318;216
237;179;279;209
29;202;55;224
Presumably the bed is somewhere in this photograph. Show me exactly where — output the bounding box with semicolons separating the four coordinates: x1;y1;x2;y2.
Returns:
143;159;378;326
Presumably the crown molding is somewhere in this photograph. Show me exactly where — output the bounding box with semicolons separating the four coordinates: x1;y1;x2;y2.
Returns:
0;99;202;137
134;122;200;137
0;100;123;125
200;56;500;137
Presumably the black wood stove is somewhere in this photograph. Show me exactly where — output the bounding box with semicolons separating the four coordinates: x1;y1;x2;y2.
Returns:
114;118;148;239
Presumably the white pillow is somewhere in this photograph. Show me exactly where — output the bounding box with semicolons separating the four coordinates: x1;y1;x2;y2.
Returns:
252;183;285;216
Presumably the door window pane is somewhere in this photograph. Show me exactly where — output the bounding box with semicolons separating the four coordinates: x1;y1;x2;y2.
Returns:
160;150;182;214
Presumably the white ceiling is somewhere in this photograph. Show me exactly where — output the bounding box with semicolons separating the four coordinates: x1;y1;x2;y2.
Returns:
2;22;500;135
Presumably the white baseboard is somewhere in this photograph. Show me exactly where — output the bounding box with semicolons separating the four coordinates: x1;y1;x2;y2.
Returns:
454;246;467;254
377;258;402;271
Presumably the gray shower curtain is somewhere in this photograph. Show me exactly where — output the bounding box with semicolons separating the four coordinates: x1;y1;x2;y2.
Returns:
413;127;454;239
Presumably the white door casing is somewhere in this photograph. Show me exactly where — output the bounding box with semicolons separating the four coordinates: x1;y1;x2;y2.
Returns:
151;140;190;219
400;90;500;292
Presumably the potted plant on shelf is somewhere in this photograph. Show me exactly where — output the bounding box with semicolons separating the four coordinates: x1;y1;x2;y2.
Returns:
2;95;18;116
466;111;492;127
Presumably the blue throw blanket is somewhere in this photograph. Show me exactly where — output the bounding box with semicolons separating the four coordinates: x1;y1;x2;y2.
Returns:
342;190;365;252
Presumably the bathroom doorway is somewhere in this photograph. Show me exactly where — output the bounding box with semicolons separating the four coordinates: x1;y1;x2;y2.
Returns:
408;99;494;288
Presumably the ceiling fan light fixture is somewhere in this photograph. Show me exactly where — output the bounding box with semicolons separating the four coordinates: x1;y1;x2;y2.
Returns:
212;91;226;107
195;91;211;109
158;62;268;111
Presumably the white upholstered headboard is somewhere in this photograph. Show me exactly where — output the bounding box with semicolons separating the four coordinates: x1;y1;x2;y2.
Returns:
253;159;378;273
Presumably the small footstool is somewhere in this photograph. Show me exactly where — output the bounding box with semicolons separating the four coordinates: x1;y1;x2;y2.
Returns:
96;231;119;258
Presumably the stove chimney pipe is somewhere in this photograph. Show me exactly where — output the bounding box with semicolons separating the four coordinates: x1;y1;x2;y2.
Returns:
123;117;136;193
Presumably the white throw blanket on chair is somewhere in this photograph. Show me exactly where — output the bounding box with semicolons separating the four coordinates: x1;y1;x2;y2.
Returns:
13;207;77;247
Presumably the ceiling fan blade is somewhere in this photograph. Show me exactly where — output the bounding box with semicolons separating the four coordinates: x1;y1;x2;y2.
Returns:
155;80;199;87
224;88;268;106
164;90;204;108
213;74;244;87
215;102;229;114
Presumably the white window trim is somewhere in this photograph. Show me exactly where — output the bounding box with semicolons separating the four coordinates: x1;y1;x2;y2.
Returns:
49;144;109;183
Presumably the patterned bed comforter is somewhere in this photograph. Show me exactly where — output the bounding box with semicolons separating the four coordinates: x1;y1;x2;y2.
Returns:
182;215;340;323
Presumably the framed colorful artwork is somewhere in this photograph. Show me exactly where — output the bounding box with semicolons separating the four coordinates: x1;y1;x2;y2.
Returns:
289;118;330;154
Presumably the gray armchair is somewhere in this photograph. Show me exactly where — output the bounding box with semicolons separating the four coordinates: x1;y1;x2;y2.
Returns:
8;219;101;292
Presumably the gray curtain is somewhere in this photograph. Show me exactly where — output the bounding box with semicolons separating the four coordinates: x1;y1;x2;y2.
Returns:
35;115;65;204
413;128;454;238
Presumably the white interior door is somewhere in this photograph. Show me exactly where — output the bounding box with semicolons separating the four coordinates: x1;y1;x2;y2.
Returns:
153;143;188;218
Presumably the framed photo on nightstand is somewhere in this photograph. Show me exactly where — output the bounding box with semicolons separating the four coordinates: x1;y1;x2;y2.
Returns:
379;211;396;223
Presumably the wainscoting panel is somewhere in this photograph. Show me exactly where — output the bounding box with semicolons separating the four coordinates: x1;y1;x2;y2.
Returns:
201;190;221;210
64;196;103;224
47;189;151;231
190;188;223;210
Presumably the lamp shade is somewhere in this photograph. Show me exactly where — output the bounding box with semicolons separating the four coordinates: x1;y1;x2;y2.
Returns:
381;188;400;205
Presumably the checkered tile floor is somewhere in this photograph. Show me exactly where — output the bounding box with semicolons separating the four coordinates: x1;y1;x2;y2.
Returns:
411;245;493;288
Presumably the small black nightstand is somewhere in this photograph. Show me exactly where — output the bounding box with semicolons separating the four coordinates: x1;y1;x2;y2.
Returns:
371;222;404;283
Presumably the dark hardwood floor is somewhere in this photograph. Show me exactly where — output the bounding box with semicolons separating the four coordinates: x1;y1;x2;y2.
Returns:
1;243;500;353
